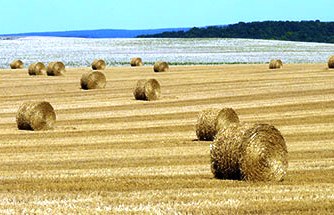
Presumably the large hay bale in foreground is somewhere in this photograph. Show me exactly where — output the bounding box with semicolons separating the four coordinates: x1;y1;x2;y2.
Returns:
80;71;106;90
153;61;169;72
130;57;143;67
91;59;106;70
269;59;283;69
210;123;252;180
328;56;334;69
10;59;24;69
196;108;239;141
133;79;161;101
28;62;46;75
239;124;288;182
210;123;288;182
16;101;56;131
47;61;65;76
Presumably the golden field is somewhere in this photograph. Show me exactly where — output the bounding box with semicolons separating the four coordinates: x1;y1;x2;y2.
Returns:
0;64;334;214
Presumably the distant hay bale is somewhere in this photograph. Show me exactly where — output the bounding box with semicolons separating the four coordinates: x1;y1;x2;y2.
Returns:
210;123;252;180
91;59;106;70
16;101;56;131
269;59;283;69
328;56;334;69
47;61;65;76
239;124;288;182
80;71;106;90
130;57;143;67
153;61;169;72
10;59;24;69
28;62;46;75
133;79;161;101
210;123;288;182
196;108;239;141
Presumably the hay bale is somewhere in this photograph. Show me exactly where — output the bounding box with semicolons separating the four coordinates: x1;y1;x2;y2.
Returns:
195;108;221;141
92;59;106;70
269;59;283;69
328;56;334;69
28;62;46;75
215;108;240;132
80;71;106;90
47;61;65;76
210;123;288;182
16;101;56;131
210;123;252;180
133;79;161;101
133;79;148;100
196;108;239;141
153;61;169;72
239;124;288;182
10;59;24;69
130;57;143;67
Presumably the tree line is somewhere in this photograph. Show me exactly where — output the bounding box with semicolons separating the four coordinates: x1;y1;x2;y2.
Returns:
137;20;334;43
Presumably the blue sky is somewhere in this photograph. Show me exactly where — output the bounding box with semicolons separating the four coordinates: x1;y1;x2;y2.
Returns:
0;0;333;34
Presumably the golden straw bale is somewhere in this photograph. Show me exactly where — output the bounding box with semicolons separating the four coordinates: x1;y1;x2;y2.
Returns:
210;123;288;182
133;79;161;101
80;71;106;90
16;101;56;131
153;61;169;72
196;108;239;141
239;124;288;182
196;108;221;141
10;59;24;69
28;62;46;75
144;79;161;101
47;61;65;76
130;57;143;67
215;108;240;132
210;123;252;179
133;79;147;100
328;56;334;69
91;59;106;70
269;59;283;69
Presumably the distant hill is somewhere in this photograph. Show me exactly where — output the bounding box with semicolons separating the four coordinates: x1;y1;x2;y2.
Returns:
0;28;190;38
137;20;334;43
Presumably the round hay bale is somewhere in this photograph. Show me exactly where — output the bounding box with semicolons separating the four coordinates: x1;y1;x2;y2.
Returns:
133;79;148;100
239;124;288;182
130;57;143;67
144;79;161;101
153;61;169;72
269;59;283;69
80;71;106;90
133;79;161;101
10;59;24;69
28;62;46;75
195;108;221;141
16;101;56;131
210;123;253;180
92;59;106;70
215;108;240;132
47;61;65;76
328;56;334;69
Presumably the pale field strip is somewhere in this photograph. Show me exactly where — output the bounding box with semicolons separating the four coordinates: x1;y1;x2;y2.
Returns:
1;158;333;180
1;92;330;123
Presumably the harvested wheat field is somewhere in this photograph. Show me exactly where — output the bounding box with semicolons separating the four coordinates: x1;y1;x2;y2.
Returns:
0;64;334;214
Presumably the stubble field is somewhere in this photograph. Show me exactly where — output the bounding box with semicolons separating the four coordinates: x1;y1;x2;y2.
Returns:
0;64;334;214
